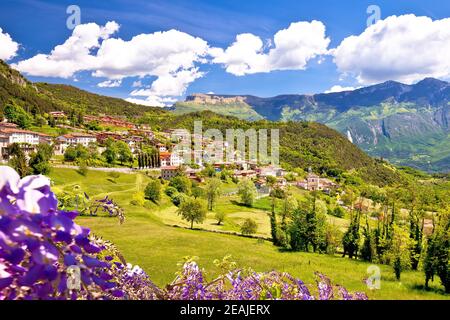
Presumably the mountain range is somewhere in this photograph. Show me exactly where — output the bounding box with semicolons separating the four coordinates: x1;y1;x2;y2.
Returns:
173;79;450;172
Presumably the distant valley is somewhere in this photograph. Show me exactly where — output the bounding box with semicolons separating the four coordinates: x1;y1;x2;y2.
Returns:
173;79;450;172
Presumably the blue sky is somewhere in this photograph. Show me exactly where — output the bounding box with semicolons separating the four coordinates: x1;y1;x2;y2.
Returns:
1;0;450;105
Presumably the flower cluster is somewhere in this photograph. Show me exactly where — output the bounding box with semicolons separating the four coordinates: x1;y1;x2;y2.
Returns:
0;166;126;299
0;166;368;300
163;261;367;300
89;196;125;224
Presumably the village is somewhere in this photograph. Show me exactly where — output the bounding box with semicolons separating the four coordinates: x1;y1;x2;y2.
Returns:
0;110;339;195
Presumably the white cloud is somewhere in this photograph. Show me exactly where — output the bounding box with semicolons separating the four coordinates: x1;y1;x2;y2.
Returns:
324;85;359;93
0;28;19;61
332;15;450;84
13;22;119;78
13;22;209;106
93;29;208;80
210;21;330;76
130;68;203;106
132;80;143;88
126;97;177;107
97;79;122;88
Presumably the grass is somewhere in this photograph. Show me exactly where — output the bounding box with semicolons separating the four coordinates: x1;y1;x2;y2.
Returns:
48;168;450;300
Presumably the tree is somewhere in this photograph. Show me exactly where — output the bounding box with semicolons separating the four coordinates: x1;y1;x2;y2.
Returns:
29;144;53;175
205;178;221;211
64;146;78;162
169;175;192;195
289;196;327;253
64;144;89;162
200;164;216;178
102;139;118;164
384;225;413;280
325;223;343;255
145;179;161;202
342;213;360;259
4;103;32;128
240;218;257;236
424;211;449;293
266;176;278;243
177;197;207;229
214;211;226;225
7;143;31;177
191;185;204;199
237;179;257;207
116;140;133;165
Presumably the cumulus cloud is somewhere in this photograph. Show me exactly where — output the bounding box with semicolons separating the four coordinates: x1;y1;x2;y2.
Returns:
97;79;122;88
332;15;450;84
93;30;208;80
13;22;209;106
0;27;19;61
324;85;360;93
13;22;119;78
210;21;330;76
129;68;203;106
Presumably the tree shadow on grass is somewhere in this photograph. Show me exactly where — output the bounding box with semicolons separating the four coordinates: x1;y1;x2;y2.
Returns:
230;200;252;208
408;283;447;296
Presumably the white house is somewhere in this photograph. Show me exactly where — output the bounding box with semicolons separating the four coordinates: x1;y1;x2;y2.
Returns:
56;133;97;154
0;128;41;145
58;133;97;147
0;128;50;160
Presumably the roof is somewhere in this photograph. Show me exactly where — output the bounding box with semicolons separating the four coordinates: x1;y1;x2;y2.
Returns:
60;133;96;139
0;128;41;135
159;152;171;157
161;166;178;170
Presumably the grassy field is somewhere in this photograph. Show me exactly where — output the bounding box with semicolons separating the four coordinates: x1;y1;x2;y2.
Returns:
48;168;450;300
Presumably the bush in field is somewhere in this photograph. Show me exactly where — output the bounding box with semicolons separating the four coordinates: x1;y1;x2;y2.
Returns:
214;211;226;225
237;179;257;207
131;192;146;206
144;179;161;202
331;206;346;218
240;218;258;236
169;175;192;195
171;192;188;207
165;186;178;198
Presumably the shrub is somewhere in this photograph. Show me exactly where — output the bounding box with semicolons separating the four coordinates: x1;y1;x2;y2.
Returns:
240;218;258;235
331;206;346;218
145;179;161;202
165;186;178;197
131;192;145;206
215;211;226;225
171;192;188;207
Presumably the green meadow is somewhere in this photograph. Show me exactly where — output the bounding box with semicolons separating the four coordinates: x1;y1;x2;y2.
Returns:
48;168;450;300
